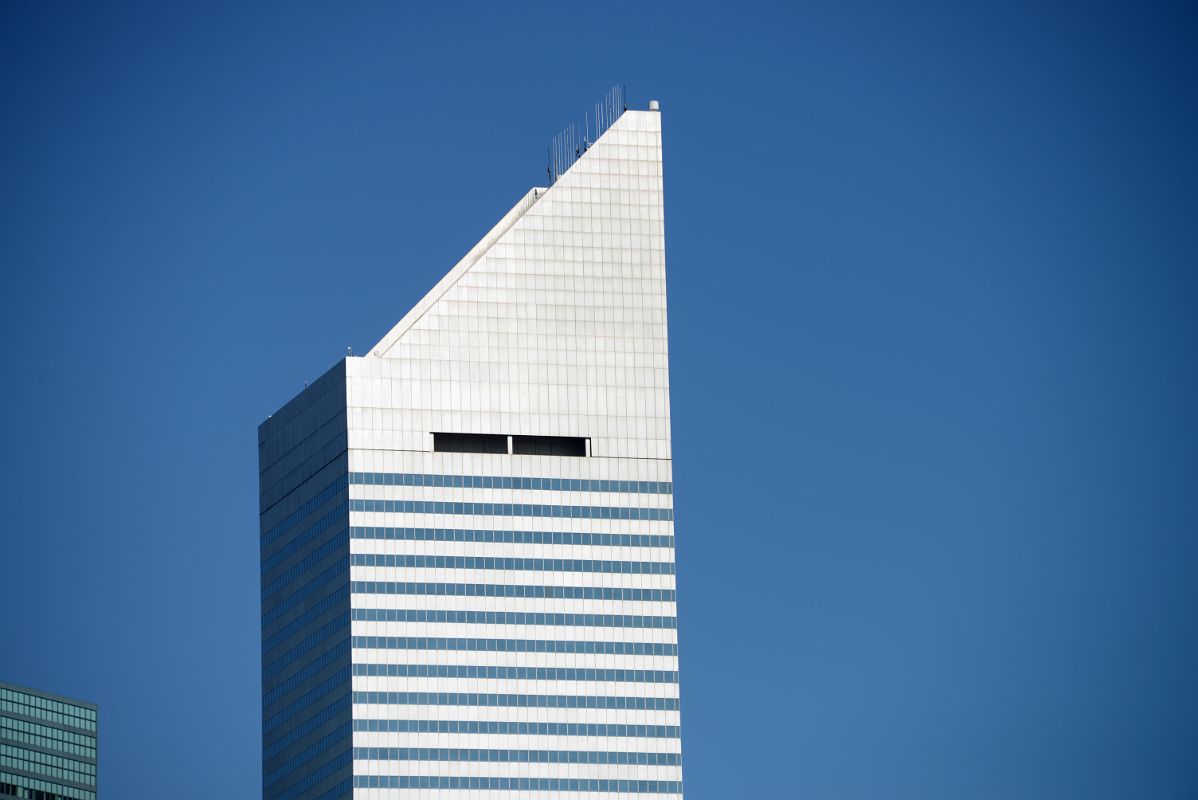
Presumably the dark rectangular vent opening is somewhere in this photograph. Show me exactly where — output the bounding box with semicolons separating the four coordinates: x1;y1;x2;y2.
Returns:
512;435;588;457
433;433;508;454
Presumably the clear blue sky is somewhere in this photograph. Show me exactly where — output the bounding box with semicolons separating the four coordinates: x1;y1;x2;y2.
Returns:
2;2;1196;798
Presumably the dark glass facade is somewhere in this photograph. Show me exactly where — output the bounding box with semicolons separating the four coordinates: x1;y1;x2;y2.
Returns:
0;682;97;800
259;361;352;800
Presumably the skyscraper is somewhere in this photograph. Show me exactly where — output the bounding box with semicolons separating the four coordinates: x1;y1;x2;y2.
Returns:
0;681;97;800
259;94;681;798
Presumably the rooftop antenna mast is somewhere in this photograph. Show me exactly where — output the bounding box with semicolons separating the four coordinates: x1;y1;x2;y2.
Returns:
546;84;626;186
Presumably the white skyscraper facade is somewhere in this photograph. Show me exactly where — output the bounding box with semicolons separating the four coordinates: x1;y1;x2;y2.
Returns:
259;99;681;799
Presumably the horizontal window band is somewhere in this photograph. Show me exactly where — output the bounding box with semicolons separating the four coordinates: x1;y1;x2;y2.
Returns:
352;581;675;603
0;740;95;772
350;499;673;522
351;553;674;575
353;663;678;683
0;721;96;761
353;636;677;657
0;690;95;722
352;691;679;711
352;526;673;549
354;718;680;738
352;608;676;630
0;772;94;800
0;716;96;741
0;695;96;732
352;746;679;766
351;472;671;495
0;744;95;781
353;776;682;794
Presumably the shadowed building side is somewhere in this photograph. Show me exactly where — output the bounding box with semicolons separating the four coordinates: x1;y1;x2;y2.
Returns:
259;364;352;800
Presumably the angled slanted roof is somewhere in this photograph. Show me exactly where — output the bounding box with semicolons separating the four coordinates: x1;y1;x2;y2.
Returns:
353;105;668;459
370;108;660;358
370;187;543;357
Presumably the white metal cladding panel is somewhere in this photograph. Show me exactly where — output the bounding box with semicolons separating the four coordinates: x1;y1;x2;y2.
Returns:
342;108;681;798
350;676;677;700
347;450;673;483
351;702;680;725
350;111;670;462
354;795;682;800
350;762;684;778
349;616;678;640
349;593;677;617
349;539;677;566
350;649;678;673
354;791;682;800
349;567;675;591
347;479;673;510
350;621;677;645
347;537;675;574
348;514;675;545
352;732;682;753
